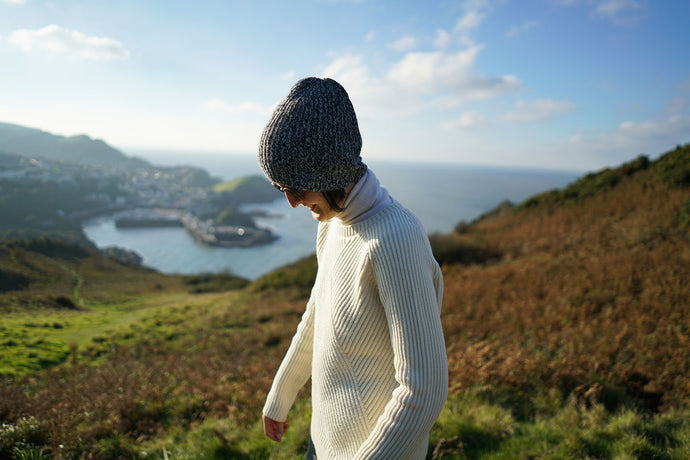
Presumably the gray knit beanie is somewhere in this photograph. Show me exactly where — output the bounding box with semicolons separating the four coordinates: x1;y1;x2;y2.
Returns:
258;77;367;191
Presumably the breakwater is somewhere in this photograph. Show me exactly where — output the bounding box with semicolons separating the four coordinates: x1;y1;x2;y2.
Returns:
114;209;276;247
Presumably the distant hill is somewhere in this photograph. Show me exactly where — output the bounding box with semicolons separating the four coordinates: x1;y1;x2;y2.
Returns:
0;121;150;171
213;175;278;205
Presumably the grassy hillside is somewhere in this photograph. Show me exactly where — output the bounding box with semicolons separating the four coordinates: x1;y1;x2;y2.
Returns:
440;146;689;407
0;122;149;172
212;175;278;205
0;145;689;459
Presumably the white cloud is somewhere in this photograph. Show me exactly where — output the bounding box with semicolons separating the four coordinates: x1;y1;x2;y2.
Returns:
506;20;539;38
323;46;522;116
389;35;417;52
441;111;487;130
502;99;575;122
387;48;478;91
433;29;451;48
1;0;26;4
8;24;129;61
454;9;485;34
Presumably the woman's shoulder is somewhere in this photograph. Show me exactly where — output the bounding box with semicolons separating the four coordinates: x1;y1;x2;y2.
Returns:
360;200;430;251
368;200;425;235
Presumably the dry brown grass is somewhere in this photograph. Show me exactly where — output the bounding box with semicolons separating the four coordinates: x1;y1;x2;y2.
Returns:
441;167;690;411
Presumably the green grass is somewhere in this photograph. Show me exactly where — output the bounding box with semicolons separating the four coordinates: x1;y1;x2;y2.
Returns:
139;398;313;460
212;177;246;193
428;388;690;459
5;384;685;459
0;291;233;376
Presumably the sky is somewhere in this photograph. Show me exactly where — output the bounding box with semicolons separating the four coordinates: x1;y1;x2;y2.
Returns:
0;0;689;172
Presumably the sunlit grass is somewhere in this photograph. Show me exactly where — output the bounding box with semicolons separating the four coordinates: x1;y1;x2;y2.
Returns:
0;287;237;376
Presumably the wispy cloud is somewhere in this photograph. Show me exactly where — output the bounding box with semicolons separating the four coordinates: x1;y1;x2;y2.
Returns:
555;0;644;24
566;113;690;167
389;35;417;52
363;30;376;42
8;24;129;60
506;20;539;38
441;111;487;130
0;0;26;4
594;0;643;22
502;99;575;123
454;9;485;34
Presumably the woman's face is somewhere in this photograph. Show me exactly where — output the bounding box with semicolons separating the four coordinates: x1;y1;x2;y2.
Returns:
284;190;339;221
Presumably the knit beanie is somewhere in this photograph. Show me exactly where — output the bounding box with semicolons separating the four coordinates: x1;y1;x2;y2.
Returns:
258;77;367;191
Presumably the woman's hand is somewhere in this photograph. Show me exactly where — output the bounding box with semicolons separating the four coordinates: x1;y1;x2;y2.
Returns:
263;415;289;442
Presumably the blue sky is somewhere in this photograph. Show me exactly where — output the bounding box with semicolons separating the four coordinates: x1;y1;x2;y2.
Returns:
0;0;688;171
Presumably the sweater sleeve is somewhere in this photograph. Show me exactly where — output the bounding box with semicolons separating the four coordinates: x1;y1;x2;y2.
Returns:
354;224;448;459
262;293;315;422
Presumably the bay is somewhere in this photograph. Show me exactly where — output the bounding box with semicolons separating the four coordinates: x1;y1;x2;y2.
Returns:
83;150;580;280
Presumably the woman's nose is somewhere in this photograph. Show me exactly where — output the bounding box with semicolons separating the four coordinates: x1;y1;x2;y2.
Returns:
286;192;301;208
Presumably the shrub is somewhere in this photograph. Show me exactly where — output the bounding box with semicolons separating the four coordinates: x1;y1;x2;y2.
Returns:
183;273;249;293
656;144;690;188
0;268;31;292
53;295;78;310
249;255;317;298
428;234;502;266
9;237;90;260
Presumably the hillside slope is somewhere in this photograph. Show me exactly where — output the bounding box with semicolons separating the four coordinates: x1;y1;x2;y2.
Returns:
0;122;149;171
0;145;688;458
438;145;690;411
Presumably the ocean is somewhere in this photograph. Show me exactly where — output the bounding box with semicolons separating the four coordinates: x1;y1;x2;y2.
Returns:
83;150;580;280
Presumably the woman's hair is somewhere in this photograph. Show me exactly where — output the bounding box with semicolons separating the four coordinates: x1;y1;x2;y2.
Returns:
322;189;348;212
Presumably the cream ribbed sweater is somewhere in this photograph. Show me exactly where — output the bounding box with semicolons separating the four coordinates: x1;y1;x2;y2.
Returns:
263;186;447;459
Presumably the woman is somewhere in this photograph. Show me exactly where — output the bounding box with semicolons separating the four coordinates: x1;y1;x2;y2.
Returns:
259;77;447;459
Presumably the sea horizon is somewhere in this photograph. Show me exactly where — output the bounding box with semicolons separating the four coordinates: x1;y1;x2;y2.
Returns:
84;149;582;280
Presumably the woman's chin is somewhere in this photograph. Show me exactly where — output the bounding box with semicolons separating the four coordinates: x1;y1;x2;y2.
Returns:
310;207;334;222
311;211;326;221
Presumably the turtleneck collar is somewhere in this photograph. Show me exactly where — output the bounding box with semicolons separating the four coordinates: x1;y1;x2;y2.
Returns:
334;169;392;225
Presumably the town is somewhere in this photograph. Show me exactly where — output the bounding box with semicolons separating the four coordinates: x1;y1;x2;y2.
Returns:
0;150;277;247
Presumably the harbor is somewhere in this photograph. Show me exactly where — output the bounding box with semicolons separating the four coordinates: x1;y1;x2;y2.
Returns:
114;209;276;247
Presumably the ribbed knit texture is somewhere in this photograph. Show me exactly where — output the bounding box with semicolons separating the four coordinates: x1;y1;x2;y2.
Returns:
263;194;448;459
258;77;367;191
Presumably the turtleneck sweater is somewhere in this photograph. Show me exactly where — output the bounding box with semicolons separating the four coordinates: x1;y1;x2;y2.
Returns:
263;169;448;460
336;169;392;225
